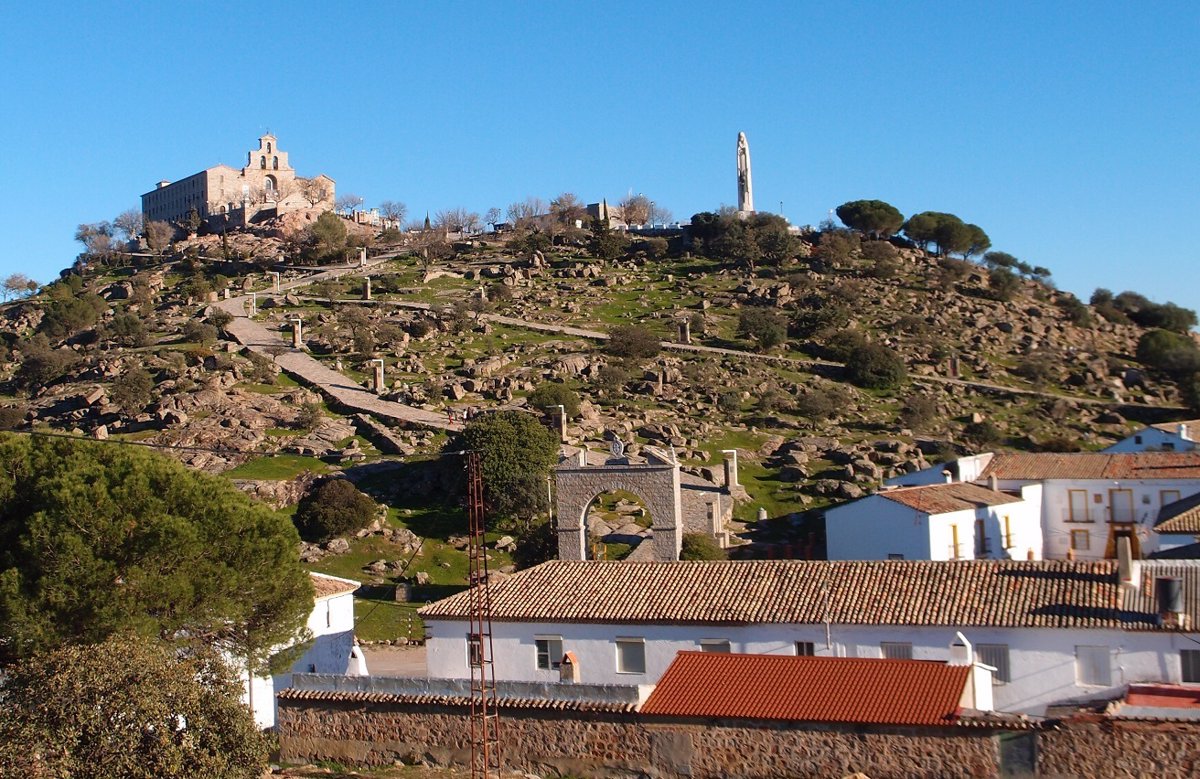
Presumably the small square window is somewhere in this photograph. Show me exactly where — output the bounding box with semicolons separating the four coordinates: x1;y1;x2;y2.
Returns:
1182;650;1200;683
616;638;645;674
1135;435;1143;444
700;639;731;653
795;641;815;656
977;644;1011;685
1070;530;1090;551
535;637;563;670
881;642;913;660
467;633;482;667
887;553;905;560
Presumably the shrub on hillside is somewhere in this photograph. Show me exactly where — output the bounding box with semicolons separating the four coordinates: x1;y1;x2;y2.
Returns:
1136;330;1200;375
606;325;661;360
680;533;727;561
110;367;154;413
899;395;939;431
845;343;907;389
988;268;1021;302
529;382;581;419
737;307;788;350
294;478;378;543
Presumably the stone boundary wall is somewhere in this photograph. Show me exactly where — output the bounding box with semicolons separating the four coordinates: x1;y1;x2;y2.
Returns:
1038;717;1200;778
277;698;1004;778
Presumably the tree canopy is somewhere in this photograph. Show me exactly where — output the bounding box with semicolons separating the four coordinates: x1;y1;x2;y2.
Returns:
459;411;559;526
0;635;268;779
0;434;313;670
835;199;904;238
294;478;378;542
902;212;989;258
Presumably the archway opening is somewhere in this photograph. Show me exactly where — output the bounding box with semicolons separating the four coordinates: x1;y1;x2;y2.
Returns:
584;489;650;560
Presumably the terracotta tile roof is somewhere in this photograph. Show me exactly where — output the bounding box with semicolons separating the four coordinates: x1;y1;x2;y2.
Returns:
276;687;637;712
876;482;1023;515
310;572;359;599
641;652;969;727
980;452;1200;481
1150;419;1200;434
1155;492;1200;533
418;559;1200;631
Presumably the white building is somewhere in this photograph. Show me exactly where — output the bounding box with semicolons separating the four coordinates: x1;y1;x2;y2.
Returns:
243;572;362;728
419;558;1200;717
1104;421;1198;453
824;481;1043;561
873;451;1200;561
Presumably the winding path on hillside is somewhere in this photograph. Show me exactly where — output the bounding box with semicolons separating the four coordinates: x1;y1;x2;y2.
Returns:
214;257;462;432
297;296;1139;409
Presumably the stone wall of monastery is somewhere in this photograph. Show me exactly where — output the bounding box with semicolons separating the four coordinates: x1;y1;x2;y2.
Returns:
277;699;1004;778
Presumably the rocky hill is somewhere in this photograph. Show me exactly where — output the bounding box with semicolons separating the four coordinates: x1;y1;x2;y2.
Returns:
1;218;1195;560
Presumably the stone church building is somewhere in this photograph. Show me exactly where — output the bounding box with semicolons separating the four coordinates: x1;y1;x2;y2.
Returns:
141;133;335;228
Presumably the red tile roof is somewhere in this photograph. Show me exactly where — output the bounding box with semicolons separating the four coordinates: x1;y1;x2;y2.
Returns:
876;482;1022;515
980;452;1200;481
310;572;359;599
418;559;1200;631
1125;684;1200;709
1155;491;1200;533
641;652;969;726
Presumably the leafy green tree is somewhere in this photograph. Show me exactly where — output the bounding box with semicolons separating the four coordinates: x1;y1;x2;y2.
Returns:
835;199;904;238
606;324;661;360
304;211;350;264
105;312;151;347
39;292;107;338
1137;329;1200;375
988;268;1021;301
13;334;80;390
737;307;788;350
845;342;907;389
962;224;991;259
110;366;154;413
0;434;313;670
0;635;268;779
460;411;559;526
589;218;630;261
680;532;727;560
293;478;378;542
529;381;581;419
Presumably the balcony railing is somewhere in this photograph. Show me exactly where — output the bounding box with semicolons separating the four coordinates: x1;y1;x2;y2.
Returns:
1060;508;1139;524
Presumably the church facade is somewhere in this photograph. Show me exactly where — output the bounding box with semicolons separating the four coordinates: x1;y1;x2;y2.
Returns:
141;133;335;227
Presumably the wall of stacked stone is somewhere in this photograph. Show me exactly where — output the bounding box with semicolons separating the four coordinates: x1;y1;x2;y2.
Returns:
1038;718;1200;778
277;699;1004;778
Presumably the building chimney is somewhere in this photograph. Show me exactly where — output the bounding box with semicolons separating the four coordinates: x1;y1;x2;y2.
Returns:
949;632;973;666
559;651;580;683
987;474;998;491
1179;423;1191;441
942;469;953;484
1117;535;1138;586
1156;577;1186;628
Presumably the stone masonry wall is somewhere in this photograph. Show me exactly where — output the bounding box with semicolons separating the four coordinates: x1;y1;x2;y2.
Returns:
1038;718;1200;778
277;699;1003;778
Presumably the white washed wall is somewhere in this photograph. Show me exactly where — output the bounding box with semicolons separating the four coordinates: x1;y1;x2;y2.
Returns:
426;618;1196;716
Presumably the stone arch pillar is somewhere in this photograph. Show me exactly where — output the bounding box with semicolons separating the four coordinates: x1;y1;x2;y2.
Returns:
554;447;682;561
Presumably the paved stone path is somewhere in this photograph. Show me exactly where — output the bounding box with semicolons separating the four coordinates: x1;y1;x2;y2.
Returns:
215;258;462;433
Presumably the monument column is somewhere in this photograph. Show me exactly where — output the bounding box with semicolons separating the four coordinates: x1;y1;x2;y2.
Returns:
737;132;754;215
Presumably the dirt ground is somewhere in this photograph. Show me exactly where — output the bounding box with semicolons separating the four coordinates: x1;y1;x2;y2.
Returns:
362;644;427;676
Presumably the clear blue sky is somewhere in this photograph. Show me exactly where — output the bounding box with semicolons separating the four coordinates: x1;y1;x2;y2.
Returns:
1;2;1196;317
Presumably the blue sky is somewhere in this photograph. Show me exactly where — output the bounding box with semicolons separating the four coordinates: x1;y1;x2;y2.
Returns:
1;2;1196;317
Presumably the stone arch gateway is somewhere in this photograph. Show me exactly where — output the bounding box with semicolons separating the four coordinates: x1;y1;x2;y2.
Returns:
555;447;682;561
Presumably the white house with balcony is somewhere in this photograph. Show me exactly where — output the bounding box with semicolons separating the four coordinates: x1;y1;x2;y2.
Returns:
242;572;363;728
419;558;1200;717
876;451;1200;561
824;481;1043;561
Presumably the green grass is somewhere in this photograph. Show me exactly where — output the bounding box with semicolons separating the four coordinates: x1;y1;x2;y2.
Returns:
224;454;329;480
352;596;426;643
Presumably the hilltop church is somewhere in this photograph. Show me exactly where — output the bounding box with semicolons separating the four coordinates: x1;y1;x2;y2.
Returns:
141;133;335;228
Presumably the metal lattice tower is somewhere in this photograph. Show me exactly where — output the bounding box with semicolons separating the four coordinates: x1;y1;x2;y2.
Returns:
466;451;502;778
